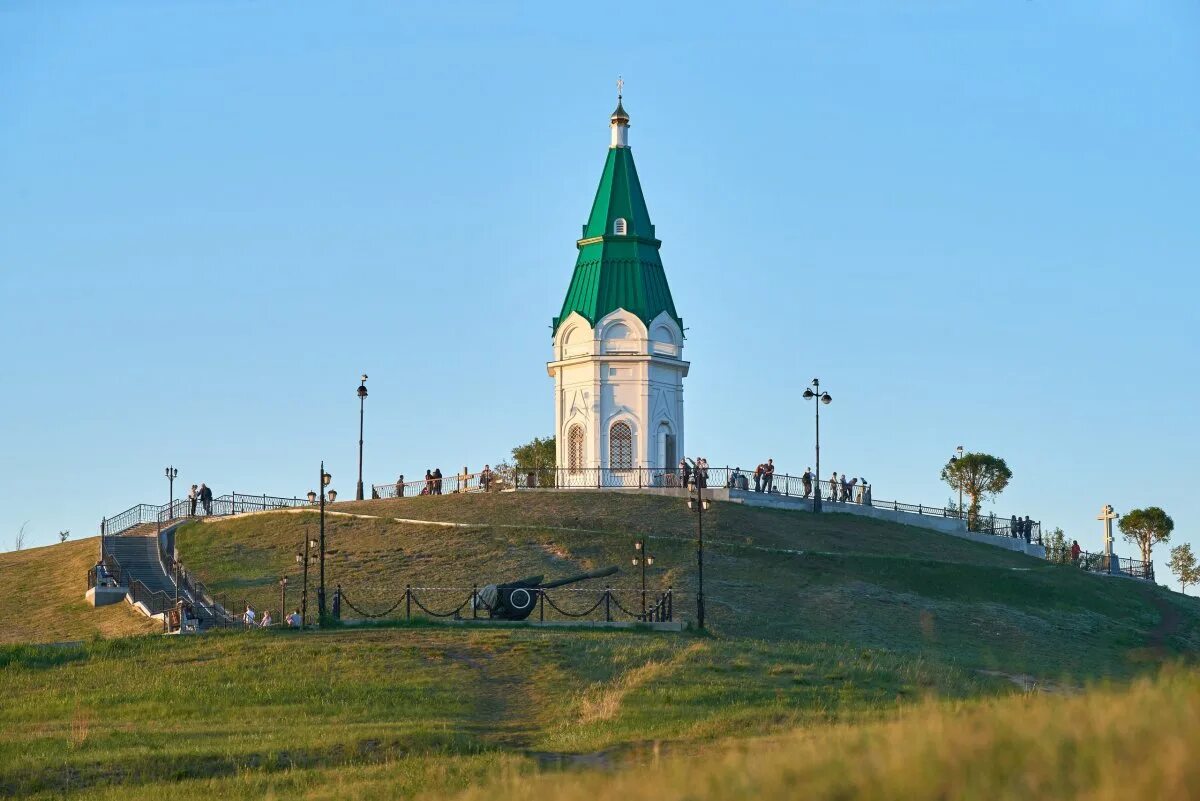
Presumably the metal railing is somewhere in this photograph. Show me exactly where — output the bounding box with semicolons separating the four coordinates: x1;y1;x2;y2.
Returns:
372;471;493;499
1045;547;1154;581
417;465;1046;543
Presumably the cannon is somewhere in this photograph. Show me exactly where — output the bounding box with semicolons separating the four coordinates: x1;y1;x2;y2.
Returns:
475;565;618;620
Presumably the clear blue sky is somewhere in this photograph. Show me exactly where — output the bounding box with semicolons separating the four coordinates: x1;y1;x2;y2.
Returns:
2;2;1196;584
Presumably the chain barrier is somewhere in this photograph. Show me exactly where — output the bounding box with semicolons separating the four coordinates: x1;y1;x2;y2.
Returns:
539;591;609;618
338;592;409;619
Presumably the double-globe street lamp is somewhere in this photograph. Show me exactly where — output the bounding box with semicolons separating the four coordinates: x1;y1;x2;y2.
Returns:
356;375;368;501
294;529;319;628
684;460;711;631
165;466;179;514
801;379;832;512
632;537;655;619
306;463;334;619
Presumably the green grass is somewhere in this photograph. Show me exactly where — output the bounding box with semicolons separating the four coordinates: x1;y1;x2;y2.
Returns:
0;538;160;644
0;626;995;799
5;492;1200;799
174;492;1200;680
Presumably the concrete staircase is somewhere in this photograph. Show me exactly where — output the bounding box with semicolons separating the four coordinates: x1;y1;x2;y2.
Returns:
104;528;233;630
106;535;177;604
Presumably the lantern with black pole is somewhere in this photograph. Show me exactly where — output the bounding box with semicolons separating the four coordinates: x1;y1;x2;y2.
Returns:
165;466;179;515
356;375;368;500
684;459;710;631
632;537;655;620
294;531;319;629
315;464;333;619
801;379;832;512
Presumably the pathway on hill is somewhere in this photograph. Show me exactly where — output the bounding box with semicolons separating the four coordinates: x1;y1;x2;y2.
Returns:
200;508;1047;573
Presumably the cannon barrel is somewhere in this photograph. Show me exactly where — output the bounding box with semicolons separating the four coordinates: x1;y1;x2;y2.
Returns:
537;565;618;590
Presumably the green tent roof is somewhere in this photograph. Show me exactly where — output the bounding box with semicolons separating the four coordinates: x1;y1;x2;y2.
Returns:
552;146;682;337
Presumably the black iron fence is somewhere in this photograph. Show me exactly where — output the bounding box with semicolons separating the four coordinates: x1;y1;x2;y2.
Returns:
101;492;313;539
377;464;1045;544
337;585;674;625
1045;547;1154;580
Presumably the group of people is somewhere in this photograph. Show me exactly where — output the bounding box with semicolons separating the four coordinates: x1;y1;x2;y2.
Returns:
422;469;444;495
724;461;777;493
678;457;711;489
1008;515;1037;543
242;604;303;628
186;483;214;516
814;471;871;505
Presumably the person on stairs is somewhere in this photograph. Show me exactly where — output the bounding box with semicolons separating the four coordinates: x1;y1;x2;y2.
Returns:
199;483;213;515
188;484;199;517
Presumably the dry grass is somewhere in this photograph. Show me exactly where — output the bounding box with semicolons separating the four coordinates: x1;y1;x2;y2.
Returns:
0;537;159;643
441;668;1200;801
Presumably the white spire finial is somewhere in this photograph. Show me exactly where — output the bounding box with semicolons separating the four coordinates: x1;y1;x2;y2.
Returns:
610;77;629;149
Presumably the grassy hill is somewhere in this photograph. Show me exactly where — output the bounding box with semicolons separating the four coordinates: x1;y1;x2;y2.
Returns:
0;538;160;644
173;492;1200;680
3;492;1198;799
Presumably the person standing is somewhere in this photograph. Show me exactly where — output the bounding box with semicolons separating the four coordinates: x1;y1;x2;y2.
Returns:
433;468;443;495
199;483;213;515
696;458;708;490
829;472;839;501
1023;516;1033;544
679;458;691;489
242;604;256;628
394;475;405;498
480;465;492;492
753;464;764;493
763;459;775;493
802;468;813;499
424;470;434;495
188;484;198;517
1070;539;1082;565
861;480;872;506
840;474;851;502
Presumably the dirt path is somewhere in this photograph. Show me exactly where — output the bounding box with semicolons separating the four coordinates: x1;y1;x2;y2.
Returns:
1143;587;1183;654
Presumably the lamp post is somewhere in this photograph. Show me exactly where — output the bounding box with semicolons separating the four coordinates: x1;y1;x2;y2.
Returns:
632;537;655;619
949;445;964;519
165;466;179;515
356;375;368;501
294;530;319;628
279;576;287;624
801;379;833;512
685;459;710;631
315;463;333;619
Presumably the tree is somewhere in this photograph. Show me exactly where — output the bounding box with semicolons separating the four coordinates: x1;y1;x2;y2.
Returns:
58;530;71;543
1118;506;1174;564
1045;527;1069;565
13;521;28;552
511;435;556;488
1168;543;1198;595
940;453;1012;531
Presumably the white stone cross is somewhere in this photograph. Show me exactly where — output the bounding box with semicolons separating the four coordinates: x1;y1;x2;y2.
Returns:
617;75;624;98
1097;504;1118;556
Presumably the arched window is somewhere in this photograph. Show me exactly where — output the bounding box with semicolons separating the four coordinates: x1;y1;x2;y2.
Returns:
609;421;633;470
567;425;585;473
613;217;627;235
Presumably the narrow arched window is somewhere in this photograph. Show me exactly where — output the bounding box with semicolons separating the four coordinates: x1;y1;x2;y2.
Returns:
610;421;633;470
613;217;627;235
568;425;585;473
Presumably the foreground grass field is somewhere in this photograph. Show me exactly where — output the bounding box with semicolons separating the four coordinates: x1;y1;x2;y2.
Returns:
0;626;996;799
4;493;1200;799
0;539;159;644
2;626;1196;800
175;492;1200;681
